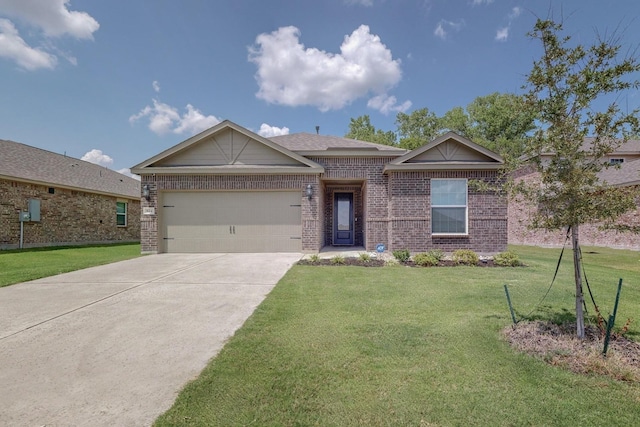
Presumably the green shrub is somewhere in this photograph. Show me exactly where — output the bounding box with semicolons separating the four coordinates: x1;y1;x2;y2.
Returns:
413;252;440;267
427;249;445;262
308;254;321;263
494;251;521;267
392;249;411;263
331;255;346;265
452;249;479;265
358;253;372;263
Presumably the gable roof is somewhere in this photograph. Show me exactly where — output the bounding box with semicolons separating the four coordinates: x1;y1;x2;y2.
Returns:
0;139;140;199
131;120;324;175
270;133;407;157
384;131;504;172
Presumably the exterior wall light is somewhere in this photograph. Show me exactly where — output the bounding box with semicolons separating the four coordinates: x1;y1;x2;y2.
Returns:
305;184;313;200
142;184;150;201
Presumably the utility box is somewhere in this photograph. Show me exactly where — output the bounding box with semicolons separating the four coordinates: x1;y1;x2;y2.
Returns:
28;199;40;222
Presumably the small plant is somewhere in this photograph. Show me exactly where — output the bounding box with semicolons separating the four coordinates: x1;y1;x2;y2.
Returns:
427;249;445;262
308;254;321;264
358;253;372;263
413;252;439;267
493;251;521;267
452;249;479;265
392;249;411;263
384;258;400;267
331;255;346;265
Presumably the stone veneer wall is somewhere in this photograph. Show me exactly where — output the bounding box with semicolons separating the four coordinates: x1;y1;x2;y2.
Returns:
508;171;640;249
0;178;140;249
389;170;507;253
140;174;321;253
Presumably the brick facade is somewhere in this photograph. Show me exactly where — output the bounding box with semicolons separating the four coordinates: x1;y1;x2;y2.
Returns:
139;160;508;254
508;171;640;249
0;178;140;249
388;170;507;253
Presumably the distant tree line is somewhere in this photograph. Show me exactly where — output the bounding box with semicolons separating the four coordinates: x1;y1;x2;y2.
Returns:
345;92;537;162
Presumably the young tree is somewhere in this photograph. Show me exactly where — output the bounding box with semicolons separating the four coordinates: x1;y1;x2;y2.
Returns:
519;19;640;338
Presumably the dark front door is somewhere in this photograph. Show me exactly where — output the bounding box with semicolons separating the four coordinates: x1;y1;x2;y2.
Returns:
334;193;354;245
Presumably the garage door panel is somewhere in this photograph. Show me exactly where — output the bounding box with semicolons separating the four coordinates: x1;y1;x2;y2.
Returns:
161;191;302;253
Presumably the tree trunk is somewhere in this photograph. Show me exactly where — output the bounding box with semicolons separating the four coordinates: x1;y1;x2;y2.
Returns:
571;224;585;339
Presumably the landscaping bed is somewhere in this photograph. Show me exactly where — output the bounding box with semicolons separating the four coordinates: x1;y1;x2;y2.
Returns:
297;257;500;267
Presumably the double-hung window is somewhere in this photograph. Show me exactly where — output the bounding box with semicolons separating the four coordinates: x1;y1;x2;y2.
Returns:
431;179;467;234
116;201;127;226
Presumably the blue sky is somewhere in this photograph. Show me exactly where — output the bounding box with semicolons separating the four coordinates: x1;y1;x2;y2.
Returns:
1;0;639;177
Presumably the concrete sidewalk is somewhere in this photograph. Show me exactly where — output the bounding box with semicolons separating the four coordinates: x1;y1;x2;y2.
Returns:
0;253;300;426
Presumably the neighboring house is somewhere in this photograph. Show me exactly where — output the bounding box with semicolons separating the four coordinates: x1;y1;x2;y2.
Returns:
0;139;141;250
131;120;506;254
508;139;640;249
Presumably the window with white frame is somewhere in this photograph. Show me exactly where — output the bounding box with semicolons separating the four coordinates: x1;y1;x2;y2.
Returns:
116;201;127;226
431;179;467;234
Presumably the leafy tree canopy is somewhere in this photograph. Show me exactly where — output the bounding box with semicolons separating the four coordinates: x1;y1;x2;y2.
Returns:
345;93;536;158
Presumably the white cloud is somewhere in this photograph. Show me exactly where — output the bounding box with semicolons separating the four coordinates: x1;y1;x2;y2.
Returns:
129;98;221;136
434;19;464;40
495;26;509;42
0;0;99;39
81;149;113;167
117;168;140;180
509;6;522;19
248;25;405;112
495;6;523;43
367;94;412;115
0;0;98;69
152;80;160;93
0;18;56;69
258;123;290;137
471;0;494;4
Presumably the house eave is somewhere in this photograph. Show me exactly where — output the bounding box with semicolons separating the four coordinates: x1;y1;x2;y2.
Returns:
295;149;406;158
383;163;504;173
131;165;325;175
0;174;140;200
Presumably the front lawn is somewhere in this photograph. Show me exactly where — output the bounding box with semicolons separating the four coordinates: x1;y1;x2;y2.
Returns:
0;243;142;287
156;245;640;426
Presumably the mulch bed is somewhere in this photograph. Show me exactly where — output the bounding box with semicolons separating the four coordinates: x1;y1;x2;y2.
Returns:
503;321;640;382
297;259;501;267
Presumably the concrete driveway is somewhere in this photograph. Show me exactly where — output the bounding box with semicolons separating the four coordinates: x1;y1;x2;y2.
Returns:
0;252;301;426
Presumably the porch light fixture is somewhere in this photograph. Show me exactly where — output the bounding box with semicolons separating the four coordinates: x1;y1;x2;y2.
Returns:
142;184;150;200
305;184;313;200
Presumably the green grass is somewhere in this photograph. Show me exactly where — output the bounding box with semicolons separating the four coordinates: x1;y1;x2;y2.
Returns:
155;245;640;426
0;243;142;287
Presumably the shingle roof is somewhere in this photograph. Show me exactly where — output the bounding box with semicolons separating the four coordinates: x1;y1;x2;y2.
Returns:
0;139;140;199
269;133;407;153
598;158;640;186
581;137;640;154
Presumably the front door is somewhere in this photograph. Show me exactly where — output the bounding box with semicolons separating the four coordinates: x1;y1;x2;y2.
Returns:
334;192;354;245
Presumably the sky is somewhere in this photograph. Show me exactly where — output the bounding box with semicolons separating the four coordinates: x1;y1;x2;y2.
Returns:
1;0;639;178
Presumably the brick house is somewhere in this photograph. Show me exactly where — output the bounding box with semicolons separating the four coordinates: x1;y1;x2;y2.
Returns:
508;139;640;249
131;120;507;254
0;139;140;250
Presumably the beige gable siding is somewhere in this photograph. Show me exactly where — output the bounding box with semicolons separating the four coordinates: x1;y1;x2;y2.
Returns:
155;129;301;167
408;140;489;163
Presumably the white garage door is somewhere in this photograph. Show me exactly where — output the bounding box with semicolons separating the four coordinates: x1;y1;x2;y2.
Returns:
161;191;302;253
